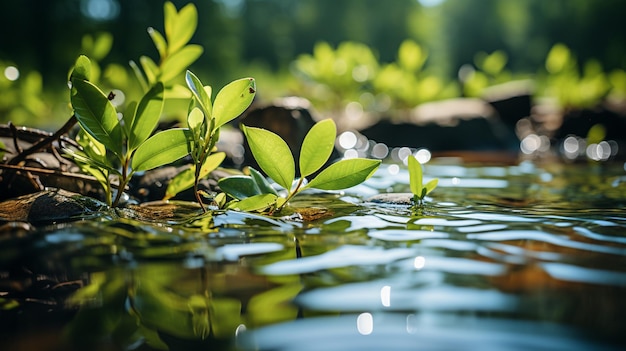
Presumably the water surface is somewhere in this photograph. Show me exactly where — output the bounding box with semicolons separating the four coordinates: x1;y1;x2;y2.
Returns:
1;160;625;350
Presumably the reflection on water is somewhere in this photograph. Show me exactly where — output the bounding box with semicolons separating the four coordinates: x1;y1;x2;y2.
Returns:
1;160;625;350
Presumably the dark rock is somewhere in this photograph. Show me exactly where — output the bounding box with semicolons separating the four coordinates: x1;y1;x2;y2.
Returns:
0;189;106;224
552;104;626;159
482;80;534;128
554;105;626;142
359;98;518;151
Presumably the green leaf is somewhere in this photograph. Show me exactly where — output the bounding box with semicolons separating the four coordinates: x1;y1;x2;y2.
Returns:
71;55;92;81
164;167;194;200
160;45;203;84
132;128;193;171
129;60;148;91
75;128;108;165
305;158;380;190
167;3;197;54
185;71;212;119
164;152;225;200
218;175;261;200
226;194;278;212
0;141;6;159
187;107;205;144
147;27;167;60
213;78;256;129
92;33;113;61
163;1;177;50
424;178;438;196
127;82;164;151
299;119;336;177
241;125;294;190
249;167;278;196
70;79;122;156
408;155;423;197
139;56;159;85
64;147;116;175
122;101;136;137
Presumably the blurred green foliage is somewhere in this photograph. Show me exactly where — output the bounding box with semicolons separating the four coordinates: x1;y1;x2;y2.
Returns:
1;0;625;127
539;43;617;109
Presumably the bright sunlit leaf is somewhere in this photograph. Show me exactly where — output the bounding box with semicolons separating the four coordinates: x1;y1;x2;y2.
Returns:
213;78;256;128
185;71;212;120
71;55;91;81
299;118;336;177
132;128;193;171
305;158;380;190
213;78;256;129
227;193;278;212
218;175;262;200
164;152;225;200
70;78;123;156
248;167;278;196
408;155;423;196
165;3;197;54
127;82;164;151
147;27;167;60
241;125;294;191
424;178;438;195
139;56;159;85
160;45;203;84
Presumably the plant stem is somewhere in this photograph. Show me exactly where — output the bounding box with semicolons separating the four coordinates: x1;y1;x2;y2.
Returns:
112;157;130;207
277;177;305;212
194;160;206;212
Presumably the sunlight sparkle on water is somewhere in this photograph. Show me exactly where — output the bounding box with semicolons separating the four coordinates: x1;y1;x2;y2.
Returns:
380;285;391;307
357;313;374;335
414;149;432;163
387;164;400;175
343;149;359;159
338;131;358;149
371;143;389;159
414;256;426;270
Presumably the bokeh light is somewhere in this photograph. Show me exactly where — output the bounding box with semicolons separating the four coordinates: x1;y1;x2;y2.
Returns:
3;66;19;81
356;313;374;335
80;0;120;21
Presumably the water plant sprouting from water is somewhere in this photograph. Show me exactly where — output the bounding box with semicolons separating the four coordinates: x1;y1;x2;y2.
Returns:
163;71;256;211
408;155;438;208
64;2;203;207
217;119;381;215
66;55;194;207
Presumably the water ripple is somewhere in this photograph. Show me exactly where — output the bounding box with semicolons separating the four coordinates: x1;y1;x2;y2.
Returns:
261;245;416;275
467;230;626;256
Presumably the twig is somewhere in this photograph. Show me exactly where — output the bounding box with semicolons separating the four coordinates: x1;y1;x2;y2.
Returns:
7;115;77;165
0;163;119;188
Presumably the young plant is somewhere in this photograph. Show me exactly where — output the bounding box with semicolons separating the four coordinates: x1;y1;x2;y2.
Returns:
65;55;193;206
218;119;381;214
163;71;256;211
408;155;438;207
65;2;205;206
130;1;203;93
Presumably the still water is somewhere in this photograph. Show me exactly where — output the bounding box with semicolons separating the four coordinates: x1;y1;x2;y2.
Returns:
1;159;625;350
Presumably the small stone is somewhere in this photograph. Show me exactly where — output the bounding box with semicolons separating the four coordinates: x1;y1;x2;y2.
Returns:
366;193;414;205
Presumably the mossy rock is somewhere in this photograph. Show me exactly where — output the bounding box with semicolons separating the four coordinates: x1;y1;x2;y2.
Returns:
0;189;106;224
